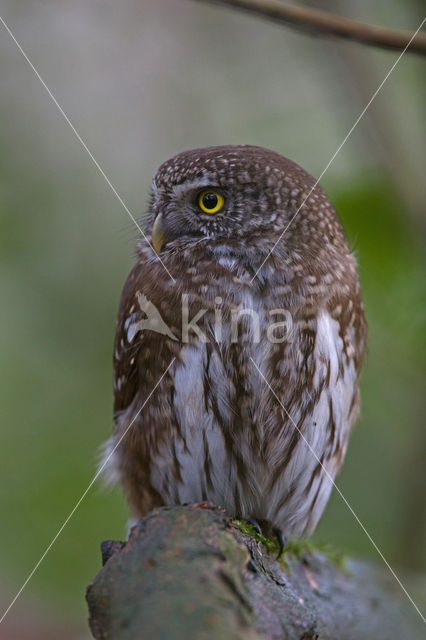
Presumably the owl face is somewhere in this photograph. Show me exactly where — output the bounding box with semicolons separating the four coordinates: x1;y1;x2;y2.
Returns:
148;145;309;254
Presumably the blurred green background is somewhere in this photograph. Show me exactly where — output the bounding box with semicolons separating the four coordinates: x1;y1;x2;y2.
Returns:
1;1;425;637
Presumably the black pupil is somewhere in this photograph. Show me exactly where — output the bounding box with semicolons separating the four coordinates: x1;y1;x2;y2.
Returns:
202;192;218;210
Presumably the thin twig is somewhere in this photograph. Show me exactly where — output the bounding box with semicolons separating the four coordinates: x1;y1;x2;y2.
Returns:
195;0;426;55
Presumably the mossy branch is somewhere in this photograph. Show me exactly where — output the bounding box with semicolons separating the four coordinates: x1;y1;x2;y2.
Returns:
86;503;425;639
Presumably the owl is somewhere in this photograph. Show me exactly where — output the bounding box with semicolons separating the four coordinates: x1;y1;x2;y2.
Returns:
104;145;367;550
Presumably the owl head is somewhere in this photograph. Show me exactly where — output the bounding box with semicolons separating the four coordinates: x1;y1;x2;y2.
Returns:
148;146;340;253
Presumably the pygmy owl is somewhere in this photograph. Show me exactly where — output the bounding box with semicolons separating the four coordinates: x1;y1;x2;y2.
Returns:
104;145;367;547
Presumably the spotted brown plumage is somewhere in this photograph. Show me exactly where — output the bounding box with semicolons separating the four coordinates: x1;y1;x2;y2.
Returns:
103;145;367;539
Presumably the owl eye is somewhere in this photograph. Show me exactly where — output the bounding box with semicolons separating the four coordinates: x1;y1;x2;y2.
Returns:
198;190;225;214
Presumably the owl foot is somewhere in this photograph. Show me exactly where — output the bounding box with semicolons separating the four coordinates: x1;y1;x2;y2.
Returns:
273;527;286;559
247;518;264;536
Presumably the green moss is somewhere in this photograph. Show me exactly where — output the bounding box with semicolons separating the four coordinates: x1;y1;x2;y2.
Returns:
232;520;346;570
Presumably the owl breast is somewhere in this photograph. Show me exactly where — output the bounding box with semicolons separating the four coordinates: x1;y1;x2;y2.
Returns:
109;272;359;539
178;316;354;537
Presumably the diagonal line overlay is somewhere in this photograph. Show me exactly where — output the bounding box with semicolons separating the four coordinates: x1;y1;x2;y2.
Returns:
250;16;426;282
0;14;176;283
1;5;425;628
0;358;175;624
250;357;426;624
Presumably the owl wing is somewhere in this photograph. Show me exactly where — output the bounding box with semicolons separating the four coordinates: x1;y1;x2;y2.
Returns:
112;261;177;417
113;283;142;415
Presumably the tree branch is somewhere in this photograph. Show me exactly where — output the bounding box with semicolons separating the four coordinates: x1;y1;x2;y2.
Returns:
194;0;426;56
86;504;426;639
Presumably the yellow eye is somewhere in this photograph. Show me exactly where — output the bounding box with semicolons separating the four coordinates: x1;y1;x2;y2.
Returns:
198;190;225;214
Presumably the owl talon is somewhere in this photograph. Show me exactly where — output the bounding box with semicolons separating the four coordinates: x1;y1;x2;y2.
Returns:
247;518;263;536
273;527;286;559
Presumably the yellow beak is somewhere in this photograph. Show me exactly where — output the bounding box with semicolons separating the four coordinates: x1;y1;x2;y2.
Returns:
151;212;167;254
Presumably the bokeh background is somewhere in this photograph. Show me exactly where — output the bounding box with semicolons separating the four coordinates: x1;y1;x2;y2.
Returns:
1;0;425;637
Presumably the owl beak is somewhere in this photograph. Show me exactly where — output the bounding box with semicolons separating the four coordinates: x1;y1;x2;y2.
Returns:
151;212;167;254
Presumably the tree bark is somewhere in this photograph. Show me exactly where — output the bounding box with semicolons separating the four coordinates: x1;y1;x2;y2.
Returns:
86;503;425;639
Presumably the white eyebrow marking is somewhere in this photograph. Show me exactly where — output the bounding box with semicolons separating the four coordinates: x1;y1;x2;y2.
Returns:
172;176;219;197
